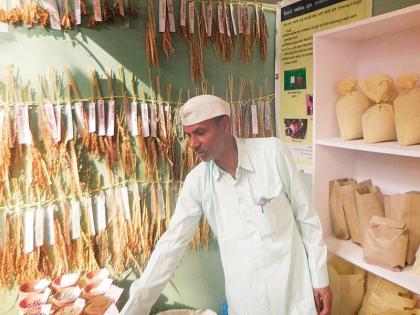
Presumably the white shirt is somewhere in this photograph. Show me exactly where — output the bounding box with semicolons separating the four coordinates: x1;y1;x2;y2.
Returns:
121;137;328;315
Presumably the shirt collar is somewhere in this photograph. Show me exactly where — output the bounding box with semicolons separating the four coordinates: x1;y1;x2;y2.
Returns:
211;137;254;181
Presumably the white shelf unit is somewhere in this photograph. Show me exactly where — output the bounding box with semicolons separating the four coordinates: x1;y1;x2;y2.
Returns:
313;4;420;294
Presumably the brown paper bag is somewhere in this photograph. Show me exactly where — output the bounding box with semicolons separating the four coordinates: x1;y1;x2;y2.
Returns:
329;178;356;240
394;74;420;146
355;185;384;246
364;291;418;315
413;246;420;275
385;192;420;265
358;273;414;315
364;216;408;271
339;180;372;244
328;257;365;315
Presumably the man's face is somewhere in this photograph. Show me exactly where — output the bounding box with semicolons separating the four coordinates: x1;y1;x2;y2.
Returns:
183;117;229;162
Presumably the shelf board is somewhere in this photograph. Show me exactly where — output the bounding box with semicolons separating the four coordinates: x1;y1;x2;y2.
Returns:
314;4;420;41
315;138;420;158
325;237;420;294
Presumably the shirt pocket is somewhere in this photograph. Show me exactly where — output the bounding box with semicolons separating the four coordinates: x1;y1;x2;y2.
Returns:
252;188;292;236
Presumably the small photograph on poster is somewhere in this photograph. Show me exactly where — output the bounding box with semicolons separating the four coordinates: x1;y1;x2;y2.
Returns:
306;93;313;116
284;68;307;91
284;118;308;139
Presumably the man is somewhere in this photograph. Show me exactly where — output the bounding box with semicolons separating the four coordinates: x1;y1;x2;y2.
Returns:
121;95;332;315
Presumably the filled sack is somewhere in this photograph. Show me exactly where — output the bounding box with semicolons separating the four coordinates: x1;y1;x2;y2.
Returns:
394;74;420;145
361;104;397;143
385;192;420;265
327;257;365;315
363;216;408;271
360;74;397;143
336;77;372;140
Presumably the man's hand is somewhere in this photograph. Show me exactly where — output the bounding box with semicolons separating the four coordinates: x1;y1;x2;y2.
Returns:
313;286;332;315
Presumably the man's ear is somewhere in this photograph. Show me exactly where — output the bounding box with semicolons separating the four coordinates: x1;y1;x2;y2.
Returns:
219;116;230;134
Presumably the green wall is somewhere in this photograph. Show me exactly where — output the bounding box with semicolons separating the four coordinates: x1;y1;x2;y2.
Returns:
1;0;420;314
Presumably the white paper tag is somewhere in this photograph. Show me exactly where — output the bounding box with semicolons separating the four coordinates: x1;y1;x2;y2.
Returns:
188;2;195;34
231;104;237;137
95;193;107;231
207;3;213;36
45;0;61;30
23;208;35;254
167;0;175;32
64;104;74;142
104;304;119;315
158;104;167;138
74;102;86;137
251;104;258;135
93;0;102;21
230;4;237;36
35;207;44;247
255;5;260;39
16;104;32;145
44;103;58;142
45;205;55;245
54;104;61;142
70;199;81;240
130;101;138;136
237;4;243;34
73;298;86;310
97;99;106;136
88;102;96;133
150;102;157;137
201;2;208;34
104;285;124;303
264;100;271;131
86;197;96;236
106;100;115;137
180;0;186;27
140;102;150;137
74;0;81;25
0;0;8;33
120;187;131;221
225;4;231;37
157;185;165;219
218;3;224;34
159;0;167;32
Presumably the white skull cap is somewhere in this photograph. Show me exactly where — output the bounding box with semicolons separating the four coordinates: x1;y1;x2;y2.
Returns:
180;94;231;126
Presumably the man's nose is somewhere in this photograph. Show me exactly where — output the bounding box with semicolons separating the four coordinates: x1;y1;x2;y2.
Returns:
188;135;199;149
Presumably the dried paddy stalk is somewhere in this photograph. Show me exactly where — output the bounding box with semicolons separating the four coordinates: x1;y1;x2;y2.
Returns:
259;8;268;61
162;12;174;57
146;0;159;67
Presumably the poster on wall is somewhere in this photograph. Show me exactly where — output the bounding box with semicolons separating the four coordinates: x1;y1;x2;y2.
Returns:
276;0;372;173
